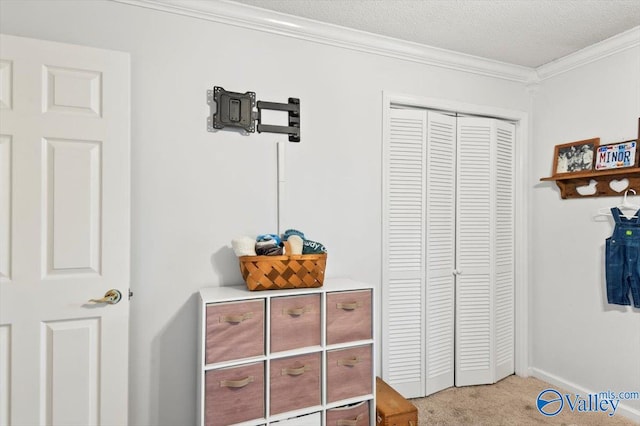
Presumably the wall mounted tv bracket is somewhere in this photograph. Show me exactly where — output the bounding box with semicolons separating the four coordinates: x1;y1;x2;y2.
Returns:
207;86;301;142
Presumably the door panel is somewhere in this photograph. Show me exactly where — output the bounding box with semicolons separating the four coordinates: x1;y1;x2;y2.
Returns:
0;324;10;426
455;117;494;387
0;59;12;110
45;138;102;275
382;108;427;398
44;65;102;116
455;274;492;386
425;112;456;396
455;117;515;387
42;319;100;426
0;34;130;426
494;121;516;381
0;135;10;280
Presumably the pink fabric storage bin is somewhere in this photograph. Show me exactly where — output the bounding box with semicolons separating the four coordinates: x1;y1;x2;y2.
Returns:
270;294;321;352
269;352;321;415
205;362;264;426
326;401;370;426
326;345;373;403
326;290;372;345
206;299;264;364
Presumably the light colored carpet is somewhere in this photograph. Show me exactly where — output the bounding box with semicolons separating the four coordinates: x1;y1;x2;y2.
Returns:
410;375;639;425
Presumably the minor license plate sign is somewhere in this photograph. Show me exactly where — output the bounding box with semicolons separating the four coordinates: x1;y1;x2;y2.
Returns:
595;141;637;170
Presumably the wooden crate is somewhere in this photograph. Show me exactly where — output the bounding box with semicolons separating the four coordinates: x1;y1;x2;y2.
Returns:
376;377;418;426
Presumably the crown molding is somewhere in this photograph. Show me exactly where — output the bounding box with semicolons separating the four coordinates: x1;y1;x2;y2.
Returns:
112;0;535;83
536;26;640;80
110;0;638;84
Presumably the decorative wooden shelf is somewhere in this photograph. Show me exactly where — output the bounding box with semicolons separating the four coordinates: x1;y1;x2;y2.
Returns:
540;168;640;199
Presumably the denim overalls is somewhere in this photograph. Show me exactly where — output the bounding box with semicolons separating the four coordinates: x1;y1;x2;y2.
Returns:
606;207;640;308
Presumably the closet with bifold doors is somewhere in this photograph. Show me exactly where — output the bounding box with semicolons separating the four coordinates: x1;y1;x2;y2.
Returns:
382;108;516;398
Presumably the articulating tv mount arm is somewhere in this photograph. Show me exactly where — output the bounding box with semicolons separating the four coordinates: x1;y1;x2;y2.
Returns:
207;86;301;142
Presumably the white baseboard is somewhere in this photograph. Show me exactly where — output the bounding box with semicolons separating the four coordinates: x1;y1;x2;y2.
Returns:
529;367;640;423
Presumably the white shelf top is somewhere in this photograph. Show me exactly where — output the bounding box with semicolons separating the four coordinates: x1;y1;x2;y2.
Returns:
199;277;373;303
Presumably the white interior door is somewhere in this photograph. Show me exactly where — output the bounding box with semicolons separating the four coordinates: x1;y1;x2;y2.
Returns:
383;107;515;398
382;109;458;398
455;117;515;387
455;117;495;387
424;112;456;396
493;119;516;381
382;108;427;398
0;34;130;426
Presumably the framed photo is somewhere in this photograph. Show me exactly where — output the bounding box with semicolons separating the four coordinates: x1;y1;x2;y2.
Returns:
595;140;638;170
552;137;598;176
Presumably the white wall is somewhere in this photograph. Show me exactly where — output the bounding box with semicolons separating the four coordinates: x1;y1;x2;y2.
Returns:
531;46;640;418
0;0;542;425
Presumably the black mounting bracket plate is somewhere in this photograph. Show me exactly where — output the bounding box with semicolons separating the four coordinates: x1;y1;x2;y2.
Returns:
208;87;256;133
208;86;301;142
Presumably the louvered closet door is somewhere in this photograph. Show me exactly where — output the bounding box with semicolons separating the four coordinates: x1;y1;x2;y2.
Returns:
455;117;515;387
424;112;456;396
494;120;516;380
382;108;427;398
383;108;516;397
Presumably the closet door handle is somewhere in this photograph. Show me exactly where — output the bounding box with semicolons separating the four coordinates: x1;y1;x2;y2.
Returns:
453;269;462;276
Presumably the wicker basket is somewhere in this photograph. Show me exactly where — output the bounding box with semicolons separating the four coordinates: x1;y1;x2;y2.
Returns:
239;253;327;291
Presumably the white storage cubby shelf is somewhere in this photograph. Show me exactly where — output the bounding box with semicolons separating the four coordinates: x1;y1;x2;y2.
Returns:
198;278;376;426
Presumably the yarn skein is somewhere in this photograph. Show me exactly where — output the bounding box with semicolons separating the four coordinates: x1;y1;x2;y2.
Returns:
287;235;304;255
231;236;257;257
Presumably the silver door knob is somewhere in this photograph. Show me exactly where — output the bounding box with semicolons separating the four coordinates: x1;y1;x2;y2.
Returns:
89;289;122;305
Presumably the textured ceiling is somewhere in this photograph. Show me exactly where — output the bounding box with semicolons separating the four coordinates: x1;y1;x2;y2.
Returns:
231;0;640;68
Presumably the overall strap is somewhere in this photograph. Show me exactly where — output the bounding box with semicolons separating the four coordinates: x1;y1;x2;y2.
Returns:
610;207;623;223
